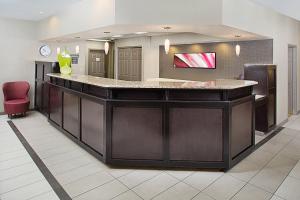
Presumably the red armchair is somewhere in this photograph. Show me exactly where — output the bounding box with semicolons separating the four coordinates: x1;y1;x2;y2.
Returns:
2;81;30;118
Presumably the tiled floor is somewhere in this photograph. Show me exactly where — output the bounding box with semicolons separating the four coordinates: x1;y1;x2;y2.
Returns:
0;115;59;200
1;112;300;200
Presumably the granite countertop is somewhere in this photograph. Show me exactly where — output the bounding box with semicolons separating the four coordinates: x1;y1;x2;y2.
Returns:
47;73;258;90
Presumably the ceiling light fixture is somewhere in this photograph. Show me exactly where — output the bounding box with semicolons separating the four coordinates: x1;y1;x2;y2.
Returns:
104;42;109;55
75;45;80;54
104;32;110;55
39;11;44;14
87;39;110;42
163;27;171;54
135;32;148;35
235;35;241;57
112;35;123;38
56;47;61;55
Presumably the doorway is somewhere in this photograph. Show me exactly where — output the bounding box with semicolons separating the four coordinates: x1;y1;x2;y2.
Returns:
118;47;142;81
88;49;106;77
288;45;297;116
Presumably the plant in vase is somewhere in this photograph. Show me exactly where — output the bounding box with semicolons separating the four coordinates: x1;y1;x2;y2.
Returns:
57;50;72;75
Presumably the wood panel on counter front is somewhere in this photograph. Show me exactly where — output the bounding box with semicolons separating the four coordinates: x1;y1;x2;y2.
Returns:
44;75;256;171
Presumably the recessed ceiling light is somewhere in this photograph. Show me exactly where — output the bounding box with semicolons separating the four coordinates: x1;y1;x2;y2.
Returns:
163;27;171;30
39;11;44;14
87;39;111;42
135;32;148;35
112;35;123;38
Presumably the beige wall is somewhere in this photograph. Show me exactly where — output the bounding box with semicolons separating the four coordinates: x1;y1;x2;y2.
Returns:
37;0;115;40
36;40;105;75
223;0;300;124
0;17;38;112
114;33;223;80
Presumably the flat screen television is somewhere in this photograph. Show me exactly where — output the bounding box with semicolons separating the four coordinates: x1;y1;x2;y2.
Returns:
173;52;216;69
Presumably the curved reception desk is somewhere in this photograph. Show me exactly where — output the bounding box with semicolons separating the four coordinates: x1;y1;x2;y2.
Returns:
47;73;257;170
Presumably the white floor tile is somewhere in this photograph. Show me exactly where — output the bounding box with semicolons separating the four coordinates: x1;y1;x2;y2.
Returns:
275;176;300;200
0;180;52;200
192;192;215;200
165;170;194;181
203;174;246;200
29;191;60;200
0;149;28;162
289;161;300;180
0;162;39;181
56;163;104;185
152;182;199;200
265;154;298;174
64;171;114;198
118;170;161;188
48;155;94;175
112;191;142;200
270;195;285;200
106;168;134;178
74;180;128;200
249;168;287;193
0;171;45;194
229;159;262;182
246;149;274;168
3;111;300;200
183;171;223;191
0;155;33;170
132;173;178;200
231;184;272;200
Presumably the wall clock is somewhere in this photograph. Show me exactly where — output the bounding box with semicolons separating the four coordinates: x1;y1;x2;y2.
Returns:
39;45;52;57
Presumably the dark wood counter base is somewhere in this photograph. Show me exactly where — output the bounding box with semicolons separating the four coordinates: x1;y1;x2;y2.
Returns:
47;77;255;171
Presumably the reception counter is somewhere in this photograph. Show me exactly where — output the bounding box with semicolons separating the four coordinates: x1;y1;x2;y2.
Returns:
47;73;257;170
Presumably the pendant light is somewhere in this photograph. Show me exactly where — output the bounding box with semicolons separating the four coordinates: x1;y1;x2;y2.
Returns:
75;45;80;55
235;44;241;56
103;31;110;55
56;47;61;55
235;35;241;57
163;27;171;54
164;39;170;54
104;41;109;55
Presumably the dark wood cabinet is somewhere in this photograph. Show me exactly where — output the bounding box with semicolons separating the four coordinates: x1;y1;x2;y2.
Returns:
244;64;276;132
35;61;59;115
81;99;105;154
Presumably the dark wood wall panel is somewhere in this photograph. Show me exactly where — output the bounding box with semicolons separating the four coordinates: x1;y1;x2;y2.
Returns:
81;99;104;154
169;107;223;162
35;82;42;110
63;92;80;138
231;101;253;158
42;83;49;114
49;86;62;126
112;107;163;160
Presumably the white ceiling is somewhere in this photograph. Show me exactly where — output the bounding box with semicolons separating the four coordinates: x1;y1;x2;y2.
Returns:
252;0;300;21
0;0;82;21
44;24;267;43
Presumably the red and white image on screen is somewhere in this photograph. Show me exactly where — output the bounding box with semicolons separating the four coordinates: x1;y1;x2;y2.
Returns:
174;53;216;69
